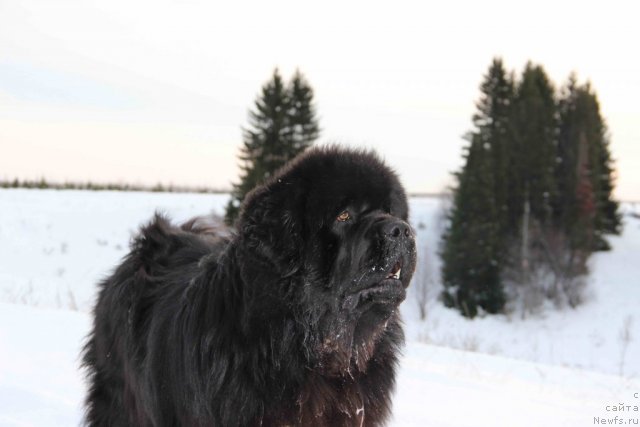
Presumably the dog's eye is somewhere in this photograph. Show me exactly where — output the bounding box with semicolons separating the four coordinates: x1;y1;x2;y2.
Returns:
336;211;351;222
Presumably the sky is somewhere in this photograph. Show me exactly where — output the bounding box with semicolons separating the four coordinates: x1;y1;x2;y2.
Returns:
1;0;639;199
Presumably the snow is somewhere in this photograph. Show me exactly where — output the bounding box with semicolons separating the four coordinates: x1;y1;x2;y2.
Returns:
393;342;638;427
0;189;229;311
1;189;639;426
0;303;88;426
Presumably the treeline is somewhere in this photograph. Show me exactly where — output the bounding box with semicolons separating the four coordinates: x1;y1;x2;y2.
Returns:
441;58;621;318
2;69;320;206
0;178;227;194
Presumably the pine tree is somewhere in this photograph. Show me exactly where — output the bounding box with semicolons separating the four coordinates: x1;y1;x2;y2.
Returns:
582;86;622;242
441;59;512;317
555;75;581;230
441;135;504;317
556;79;621;251
556;77;596;252
472;58;516;243
224;69;320;225
287;70;320;154
508;64;567;304
510;63;558;228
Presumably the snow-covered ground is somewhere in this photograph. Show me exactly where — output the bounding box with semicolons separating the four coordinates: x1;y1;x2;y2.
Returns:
0;189;229;311
1;188;639;426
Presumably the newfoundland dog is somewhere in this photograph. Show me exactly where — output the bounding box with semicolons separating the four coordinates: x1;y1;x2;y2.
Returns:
83;147;416;426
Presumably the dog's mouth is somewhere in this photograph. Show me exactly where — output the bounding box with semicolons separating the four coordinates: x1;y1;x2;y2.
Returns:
356;258;404;295
343;257;408;311
385;260;402;280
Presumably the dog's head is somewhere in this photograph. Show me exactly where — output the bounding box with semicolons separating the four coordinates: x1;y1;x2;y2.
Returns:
238;147;416;374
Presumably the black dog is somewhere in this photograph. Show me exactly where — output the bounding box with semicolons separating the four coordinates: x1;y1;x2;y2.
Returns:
82;147;416;426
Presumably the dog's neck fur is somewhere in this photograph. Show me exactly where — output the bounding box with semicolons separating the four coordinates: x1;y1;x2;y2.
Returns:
186;241;401;426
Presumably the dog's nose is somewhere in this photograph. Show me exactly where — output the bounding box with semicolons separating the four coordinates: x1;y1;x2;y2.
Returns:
381;219;412;239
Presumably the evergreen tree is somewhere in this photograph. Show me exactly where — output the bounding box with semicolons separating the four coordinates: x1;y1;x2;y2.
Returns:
556;79;621;251
510;63;558;227
225;69;320;225
441;135;504;317
287;70;320;154
471;58;516;243
441;59;512;317
582;86;622;240
555;75;581;229
556;77;596;253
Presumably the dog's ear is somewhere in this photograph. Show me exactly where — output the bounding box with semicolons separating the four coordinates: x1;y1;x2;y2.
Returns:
237;179;303;277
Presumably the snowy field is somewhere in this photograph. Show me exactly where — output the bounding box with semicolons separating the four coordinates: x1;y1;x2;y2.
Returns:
1;188;639;426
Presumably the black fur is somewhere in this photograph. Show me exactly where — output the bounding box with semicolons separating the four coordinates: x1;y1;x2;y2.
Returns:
82;147;416;426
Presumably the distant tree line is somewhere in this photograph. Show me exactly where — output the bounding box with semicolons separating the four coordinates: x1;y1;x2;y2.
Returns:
2;68;320;203
441;58;621;318
0;178;227;194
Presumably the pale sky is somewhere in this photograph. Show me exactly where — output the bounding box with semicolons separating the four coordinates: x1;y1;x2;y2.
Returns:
1;0;639;199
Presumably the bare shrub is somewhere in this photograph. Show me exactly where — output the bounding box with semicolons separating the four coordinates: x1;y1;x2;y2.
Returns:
412;193;450;321
619;315;633;376
436;192;453;238
413;244;433;321
503;219;589;317
460;334;480;352
20;282;35;305
67;288;78;311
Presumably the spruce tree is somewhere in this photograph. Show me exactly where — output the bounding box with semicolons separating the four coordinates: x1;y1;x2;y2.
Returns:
555;75;581;230
556;79;621;251
287;70;320;154
441;59;512;317
509;64;564;301
556;77;596;253
441;135;504;317
472;58;516;243
225;69;320;225
582;86;622;241
511;63;558;227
